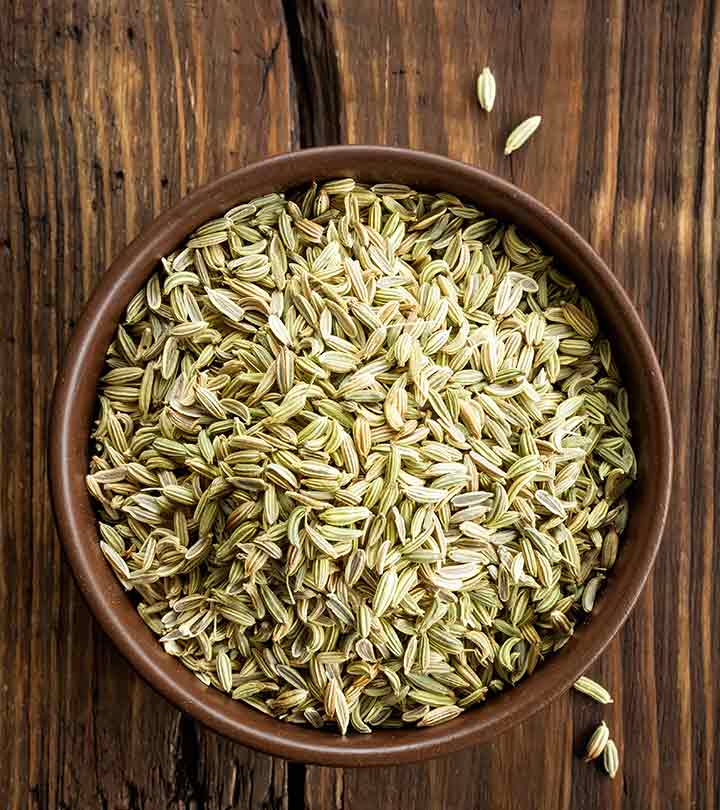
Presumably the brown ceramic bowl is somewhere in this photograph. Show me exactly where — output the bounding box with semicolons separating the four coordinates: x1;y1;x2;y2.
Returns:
49;146;672;766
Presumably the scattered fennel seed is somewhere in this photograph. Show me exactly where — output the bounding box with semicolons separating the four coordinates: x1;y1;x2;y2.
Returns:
603;739;619;778
504;115;542;155
583;721;610;761
574;676;614;704
477;67;497;112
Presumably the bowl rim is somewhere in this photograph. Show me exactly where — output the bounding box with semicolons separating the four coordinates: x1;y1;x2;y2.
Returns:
49;145;672;766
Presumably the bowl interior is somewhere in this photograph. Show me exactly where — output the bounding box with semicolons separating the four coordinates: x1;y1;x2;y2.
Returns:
50;146;672;766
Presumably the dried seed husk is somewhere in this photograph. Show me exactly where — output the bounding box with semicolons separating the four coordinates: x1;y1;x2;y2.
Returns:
504;115;542;155
574;676;613;704
583;721;610;761
476;67;497;112
603;739;619;778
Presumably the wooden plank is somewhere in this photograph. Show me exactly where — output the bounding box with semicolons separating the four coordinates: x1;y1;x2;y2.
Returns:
0;2;292;808
295;1;720;808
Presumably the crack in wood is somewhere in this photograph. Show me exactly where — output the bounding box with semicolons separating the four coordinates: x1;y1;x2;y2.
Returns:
280;0;342;147
172;714;206;808
287;762;306;810
257;36;283;108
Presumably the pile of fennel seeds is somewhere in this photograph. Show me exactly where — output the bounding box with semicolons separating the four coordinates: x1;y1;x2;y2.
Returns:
87;178;635;733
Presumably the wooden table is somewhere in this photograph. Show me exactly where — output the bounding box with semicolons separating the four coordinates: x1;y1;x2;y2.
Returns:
2;2;717;808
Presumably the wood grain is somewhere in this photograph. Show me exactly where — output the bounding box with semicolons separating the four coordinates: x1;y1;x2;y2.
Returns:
1;1;718;808
293;1;720;809
1;2;293;808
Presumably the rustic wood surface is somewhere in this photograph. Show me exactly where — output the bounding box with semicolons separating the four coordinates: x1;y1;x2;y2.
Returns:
1;1;717;808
